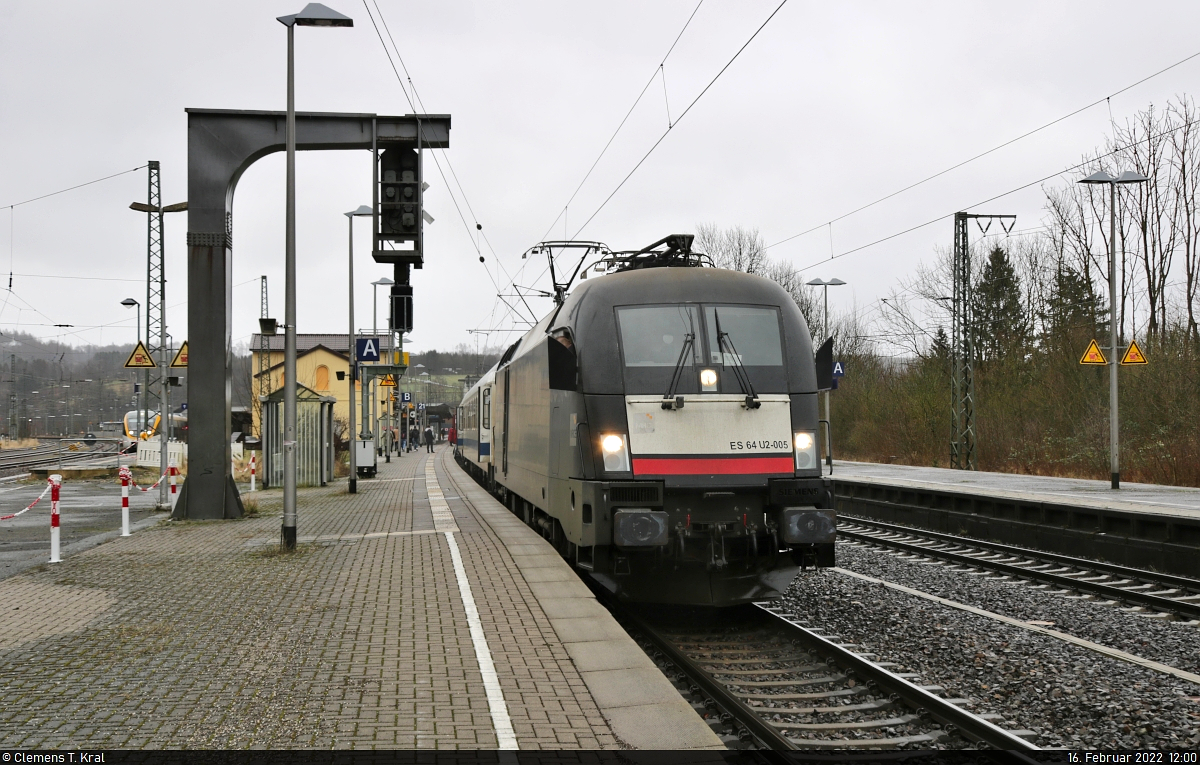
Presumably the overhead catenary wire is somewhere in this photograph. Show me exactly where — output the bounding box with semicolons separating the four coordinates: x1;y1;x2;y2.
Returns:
362;0;538;328
485;1;787;337
765;47;1200;252
534;0;705;245
569;0;788;240
1;165;148;211
795;113;1200;273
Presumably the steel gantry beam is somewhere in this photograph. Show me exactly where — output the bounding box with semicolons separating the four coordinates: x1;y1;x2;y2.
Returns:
950;212;1015;471
174;108;449;520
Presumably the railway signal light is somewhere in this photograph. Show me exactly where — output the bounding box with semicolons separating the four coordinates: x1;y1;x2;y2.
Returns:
391;285;414;333
376;146;423;267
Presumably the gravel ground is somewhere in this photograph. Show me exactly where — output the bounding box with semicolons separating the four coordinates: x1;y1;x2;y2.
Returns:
839;538;1200;675
781;542;1200;749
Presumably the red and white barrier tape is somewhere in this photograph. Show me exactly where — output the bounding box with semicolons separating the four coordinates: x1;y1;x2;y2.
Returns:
130;471;168;493
0;480;52;521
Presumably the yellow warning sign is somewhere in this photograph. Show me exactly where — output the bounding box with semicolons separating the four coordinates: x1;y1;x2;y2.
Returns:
379;375;397;387
1079;339;1107;365
124;342;157;369
170;341;189;368
1121;339;1148;365
393;351;410;366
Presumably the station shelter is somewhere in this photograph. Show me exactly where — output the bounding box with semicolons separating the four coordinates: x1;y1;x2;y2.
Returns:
260;383;336;488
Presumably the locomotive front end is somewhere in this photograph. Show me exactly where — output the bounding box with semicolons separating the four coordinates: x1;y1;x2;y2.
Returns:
574;286;835;605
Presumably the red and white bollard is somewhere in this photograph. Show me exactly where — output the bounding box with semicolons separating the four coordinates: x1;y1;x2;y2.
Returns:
249;453;257;492
49;474;61;563
119;466;132;537
169;466;178;510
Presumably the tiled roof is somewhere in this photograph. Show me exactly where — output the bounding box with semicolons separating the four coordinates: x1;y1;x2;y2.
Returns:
250;334;358;353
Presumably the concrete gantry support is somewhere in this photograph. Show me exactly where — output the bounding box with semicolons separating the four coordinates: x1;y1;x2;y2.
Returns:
173;108;450;520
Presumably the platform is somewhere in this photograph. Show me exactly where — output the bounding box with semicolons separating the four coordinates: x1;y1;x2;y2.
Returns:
0;445;721;750
836;461;1200;517
833;461;1200;577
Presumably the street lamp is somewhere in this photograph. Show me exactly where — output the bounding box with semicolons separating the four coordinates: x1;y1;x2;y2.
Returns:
120;298;143;437
130;199;186;509
806;278;846;469
345;205;372;494
371;276;395;460
1078;169;1148;489
277;2;353;551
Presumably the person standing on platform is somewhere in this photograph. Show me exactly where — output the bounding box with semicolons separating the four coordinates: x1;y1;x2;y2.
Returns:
424;425;434;453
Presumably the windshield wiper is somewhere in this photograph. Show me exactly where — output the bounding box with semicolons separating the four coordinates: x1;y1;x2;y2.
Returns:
714;310;760;409
661;332;694;410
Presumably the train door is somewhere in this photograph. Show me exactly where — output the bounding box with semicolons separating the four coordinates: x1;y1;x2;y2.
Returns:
502;368;510;474
480;386;491;463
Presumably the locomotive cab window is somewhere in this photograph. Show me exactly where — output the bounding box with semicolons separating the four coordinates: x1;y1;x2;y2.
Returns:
704;305;788;392
616;305;704;394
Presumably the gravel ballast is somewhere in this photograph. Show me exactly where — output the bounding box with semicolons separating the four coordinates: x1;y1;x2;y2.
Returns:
781;541;1200;749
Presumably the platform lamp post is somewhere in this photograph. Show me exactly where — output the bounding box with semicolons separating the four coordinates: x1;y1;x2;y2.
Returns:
277;2;353;550
120;298;142;439
345;205;373;494
806;278;846;469
372;276;394;459
1078;169;1147;490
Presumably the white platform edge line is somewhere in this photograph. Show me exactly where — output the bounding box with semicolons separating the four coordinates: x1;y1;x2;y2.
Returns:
834;567;1200;686
428;457;518;750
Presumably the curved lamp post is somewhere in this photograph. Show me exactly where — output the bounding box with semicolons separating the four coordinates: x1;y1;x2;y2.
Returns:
277;2;353;550
1078;169;1148;489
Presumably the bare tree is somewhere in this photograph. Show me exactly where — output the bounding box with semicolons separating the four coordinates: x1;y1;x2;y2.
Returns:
1169;97;1200;340
1113;104;1179;338
695;223;768;274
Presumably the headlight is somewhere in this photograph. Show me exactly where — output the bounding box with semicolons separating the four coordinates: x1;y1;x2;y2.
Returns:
699;368;718;391
600;433;630;472
794;431;817;470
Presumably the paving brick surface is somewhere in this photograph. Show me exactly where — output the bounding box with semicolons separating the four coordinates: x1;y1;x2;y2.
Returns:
0;446;620;749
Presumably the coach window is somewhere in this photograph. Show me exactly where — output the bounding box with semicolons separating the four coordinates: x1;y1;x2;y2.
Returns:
482;388;492;429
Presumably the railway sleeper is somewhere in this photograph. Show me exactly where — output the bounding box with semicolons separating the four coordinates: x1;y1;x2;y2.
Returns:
729;675;846;688
771;713;922;731
787;731;946;748
739;687;871;701
710;666;832;675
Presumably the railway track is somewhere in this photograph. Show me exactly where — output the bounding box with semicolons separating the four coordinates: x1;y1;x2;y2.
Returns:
605;594;1040;751
0;441;119;473
839;516;1200;622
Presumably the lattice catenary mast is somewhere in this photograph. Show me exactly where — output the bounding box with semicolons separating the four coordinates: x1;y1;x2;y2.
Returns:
144;161;164;435
950;212;1015;471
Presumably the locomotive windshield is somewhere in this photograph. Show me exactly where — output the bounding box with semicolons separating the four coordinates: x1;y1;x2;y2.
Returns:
616;303;787;393
616;305;703;367
705;306;784;366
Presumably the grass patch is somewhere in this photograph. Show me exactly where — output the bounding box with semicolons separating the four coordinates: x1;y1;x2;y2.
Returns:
248;542;313;560
242;498;260;517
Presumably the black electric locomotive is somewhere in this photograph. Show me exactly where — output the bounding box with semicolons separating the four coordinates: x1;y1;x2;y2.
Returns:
456;235;835;606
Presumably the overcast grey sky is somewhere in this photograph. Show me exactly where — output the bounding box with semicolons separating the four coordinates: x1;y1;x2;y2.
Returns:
3;1;1199;356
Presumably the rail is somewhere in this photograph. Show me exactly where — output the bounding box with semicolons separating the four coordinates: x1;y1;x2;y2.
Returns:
839;516;1200;621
